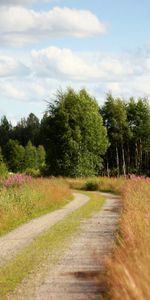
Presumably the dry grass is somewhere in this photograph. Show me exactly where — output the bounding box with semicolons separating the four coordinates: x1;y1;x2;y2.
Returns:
66;176;124;194
0;177;72;236
106;179;150;300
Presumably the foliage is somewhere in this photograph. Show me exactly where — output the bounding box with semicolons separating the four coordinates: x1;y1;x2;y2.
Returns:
5;139;25;172
85;179;99;191
24;168;40;177
0;148;8;179
0;90;150;176
43;88;108;177
101;94;150;176
24;141;38;170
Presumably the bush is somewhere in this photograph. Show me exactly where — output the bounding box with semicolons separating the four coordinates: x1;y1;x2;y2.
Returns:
85;180;99;191
24;168;40;177
0;162;8;179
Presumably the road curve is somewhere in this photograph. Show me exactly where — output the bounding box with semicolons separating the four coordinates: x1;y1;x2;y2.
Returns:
9;192;121;300
0;192;89;266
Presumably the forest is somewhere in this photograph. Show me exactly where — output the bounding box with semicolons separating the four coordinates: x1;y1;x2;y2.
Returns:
0;88;150;177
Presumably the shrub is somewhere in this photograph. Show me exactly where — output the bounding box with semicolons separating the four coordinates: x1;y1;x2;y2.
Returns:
24;168;40;177
85;180;99;191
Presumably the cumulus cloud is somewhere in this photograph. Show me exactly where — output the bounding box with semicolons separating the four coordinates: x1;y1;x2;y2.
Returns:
0;0;51;6
31;46;137;82
0;55;30;77
31;47;101;81
0;6;106;46
0;46;150;106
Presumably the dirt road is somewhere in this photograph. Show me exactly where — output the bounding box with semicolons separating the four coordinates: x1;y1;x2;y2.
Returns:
8;192;120;300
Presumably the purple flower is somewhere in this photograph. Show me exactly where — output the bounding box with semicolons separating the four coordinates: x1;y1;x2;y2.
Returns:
3;174;32;188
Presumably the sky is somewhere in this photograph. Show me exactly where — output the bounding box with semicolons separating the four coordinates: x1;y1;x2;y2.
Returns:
0;0;150;124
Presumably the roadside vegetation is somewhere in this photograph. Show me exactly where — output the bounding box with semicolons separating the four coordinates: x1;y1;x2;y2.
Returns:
106;177;150;300
0;175;72;236
66;176;124;194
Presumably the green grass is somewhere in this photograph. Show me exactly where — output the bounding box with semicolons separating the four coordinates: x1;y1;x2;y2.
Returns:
0;191;104;300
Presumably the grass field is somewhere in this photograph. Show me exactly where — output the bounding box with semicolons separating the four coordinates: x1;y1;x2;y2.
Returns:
0;176;72;236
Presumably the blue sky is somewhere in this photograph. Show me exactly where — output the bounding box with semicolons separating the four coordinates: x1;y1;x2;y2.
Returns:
0;0;150;124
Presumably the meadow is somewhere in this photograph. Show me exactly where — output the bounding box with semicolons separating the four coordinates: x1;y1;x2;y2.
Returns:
0;175;72;236
1;173;150;299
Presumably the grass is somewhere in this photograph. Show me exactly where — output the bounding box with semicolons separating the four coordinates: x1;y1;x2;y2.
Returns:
0;177;72;236
66;176;124;194
103;178;150;300
0;191;104;299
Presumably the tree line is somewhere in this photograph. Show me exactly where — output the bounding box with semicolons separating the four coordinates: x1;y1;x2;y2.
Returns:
0;88;150;177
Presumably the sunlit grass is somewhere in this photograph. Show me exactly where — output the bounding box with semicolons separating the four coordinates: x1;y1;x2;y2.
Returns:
0;177;72;236
66;176;124;194
105;178;150;300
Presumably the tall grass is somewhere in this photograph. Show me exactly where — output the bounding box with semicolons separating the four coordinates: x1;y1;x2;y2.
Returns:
66;176;124;194
0;177;72;236
106;178;150;299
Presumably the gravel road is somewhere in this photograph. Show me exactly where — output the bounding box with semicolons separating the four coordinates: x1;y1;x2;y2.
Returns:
8;192;121;300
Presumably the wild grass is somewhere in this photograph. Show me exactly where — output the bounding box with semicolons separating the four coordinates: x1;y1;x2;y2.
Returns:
0;177;72;236
66;176;124;194
0;192;104;299
105;178;150;300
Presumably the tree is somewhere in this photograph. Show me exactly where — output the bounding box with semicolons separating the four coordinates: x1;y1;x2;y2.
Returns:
101;93;131;176
13;113;40;146
43;88;108;177
37;145;46;170
24;141;38;170
0;116;12;151
5;139;25;172
0;147;8;178
127;97;150;174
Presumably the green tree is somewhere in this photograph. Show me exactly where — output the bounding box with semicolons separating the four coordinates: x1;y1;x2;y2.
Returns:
13;113;40;146
37;145;46;170
0;147;8;178
101;93;131;176
43;88;108;177
0;116;12;151
5;139;25;172
24;141;38;170
127;97;150;174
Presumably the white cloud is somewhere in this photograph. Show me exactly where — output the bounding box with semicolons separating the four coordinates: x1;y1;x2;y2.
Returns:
0;6;106;46
31;47;101;81
0;46;150;109
0;55;29;77
31;46;137;82
0;0;51;6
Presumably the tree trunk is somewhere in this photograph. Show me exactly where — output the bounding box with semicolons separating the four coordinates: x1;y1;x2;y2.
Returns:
121;141;126;176
116;144;119;177
135;142;138;172
106;158;110;177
